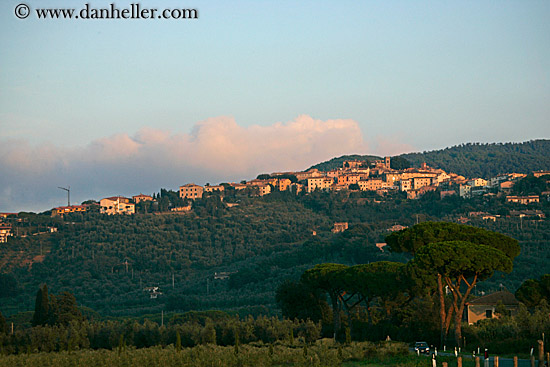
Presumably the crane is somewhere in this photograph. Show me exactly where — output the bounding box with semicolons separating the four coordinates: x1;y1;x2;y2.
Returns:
58;186;70;206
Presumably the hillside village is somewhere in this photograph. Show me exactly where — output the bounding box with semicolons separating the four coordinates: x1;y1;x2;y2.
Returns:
43;157;550;212
1;157;549;241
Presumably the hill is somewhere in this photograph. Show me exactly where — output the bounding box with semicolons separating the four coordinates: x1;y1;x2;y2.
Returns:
1;186;549;320
309;140;550;178
401;140;550;178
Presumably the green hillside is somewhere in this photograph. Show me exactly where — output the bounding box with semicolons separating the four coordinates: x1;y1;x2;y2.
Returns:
401;140;550;178
1;186;549;319
309;140;550;177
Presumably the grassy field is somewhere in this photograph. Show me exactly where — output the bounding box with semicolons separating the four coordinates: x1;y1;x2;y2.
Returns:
0;340;469;367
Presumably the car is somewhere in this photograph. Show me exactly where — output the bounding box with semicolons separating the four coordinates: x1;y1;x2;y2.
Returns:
414;341;430;354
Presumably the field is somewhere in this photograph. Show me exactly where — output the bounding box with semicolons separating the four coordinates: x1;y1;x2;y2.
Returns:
0;341;441;367
0;340;483;367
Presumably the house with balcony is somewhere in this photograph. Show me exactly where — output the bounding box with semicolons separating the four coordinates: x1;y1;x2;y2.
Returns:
100;196;135;215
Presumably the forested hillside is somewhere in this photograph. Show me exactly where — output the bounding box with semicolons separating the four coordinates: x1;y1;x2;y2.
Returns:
308;155;382;171
1;187;549;321
310;140;550;177
402;140;550;178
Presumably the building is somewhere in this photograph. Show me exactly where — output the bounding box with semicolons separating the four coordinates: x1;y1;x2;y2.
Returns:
52;205;88;217
256;184;272;196
359;179;389;191
533;171;550;178
295;169;324;181
179;184;204;199
100;197;135;215
337;174;361;186
132;194;153;204
0;213;17;219
307;177;334;193
467;178;488;187
412;177;434;190
171;205;192;212
509;210;545;219
277;178;292;192
499;181;514;191
489;175;511;188
343;160;366;169
400;179;412;192
459;184;471;198
0;223;12;243
332;222;348;233
203;185;225;193
289;183;304;194
465;291;519;325
407;185;437;199
229;183;248;190
506;195;540;204
388;224;408;232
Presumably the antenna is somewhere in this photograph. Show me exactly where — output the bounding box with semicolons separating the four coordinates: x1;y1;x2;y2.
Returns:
58;186;70;206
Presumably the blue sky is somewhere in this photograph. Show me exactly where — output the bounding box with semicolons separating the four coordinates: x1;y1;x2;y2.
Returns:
1;1;549;211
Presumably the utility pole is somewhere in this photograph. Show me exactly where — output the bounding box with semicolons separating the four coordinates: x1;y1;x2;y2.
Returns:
58;186;70;206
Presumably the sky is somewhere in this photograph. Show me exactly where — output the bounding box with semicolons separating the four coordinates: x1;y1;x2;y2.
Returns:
1;1;549;212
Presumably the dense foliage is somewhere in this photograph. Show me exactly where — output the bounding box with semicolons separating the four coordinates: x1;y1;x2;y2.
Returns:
309;140;550;177
1;185;549;321
0;339;417;367
515;274;550;308
402;140;550;178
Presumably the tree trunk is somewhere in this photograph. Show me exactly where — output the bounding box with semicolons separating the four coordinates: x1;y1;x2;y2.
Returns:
438;274;447;348
448;274;477;348
330;293;340;340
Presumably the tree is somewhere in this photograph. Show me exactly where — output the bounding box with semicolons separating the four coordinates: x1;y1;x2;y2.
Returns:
32;284;49;327
390;156;411;170
348;183;360;191
0;274;18;298
0;309;7;334
275;280;329;322
516;275;550;308
343;262;408;321
409;241;512;347
385;222;520;258
48;291;84;326
386;222;520;347
301;264;348;339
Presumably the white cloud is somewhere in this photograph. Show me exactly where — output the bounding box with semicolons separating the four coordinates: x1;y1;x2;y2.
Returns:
0;115;373;212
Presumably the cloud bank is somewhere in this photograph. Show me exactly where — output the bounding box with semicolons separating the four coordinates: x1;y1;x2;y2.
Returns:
1;115;381;212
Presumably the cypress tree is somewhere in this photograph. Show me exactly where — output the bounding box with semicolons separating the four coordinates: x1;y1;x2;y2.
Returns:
176;331;182;352
0;309;7;334
31;284;49;326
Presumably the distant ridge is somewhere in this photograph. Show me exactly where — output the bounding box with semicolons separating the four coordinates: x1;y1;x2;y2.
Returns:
401;140;550;178
309;140;550;178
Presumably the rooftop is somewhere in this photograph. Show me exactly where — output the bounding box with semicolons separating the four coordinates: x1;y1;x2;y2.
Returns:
467;290;519;306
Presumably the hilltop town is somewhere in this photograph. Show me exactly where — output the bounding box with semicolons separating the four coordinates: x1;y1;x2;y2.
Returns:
32;157;550;214
1;150;549;351
1;156;549;241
